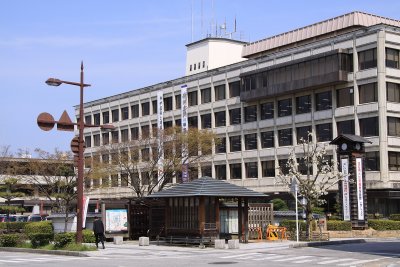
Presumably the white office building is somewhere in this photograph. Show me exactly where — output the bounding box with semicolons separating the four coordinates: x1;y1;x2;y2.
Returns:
79;11;400;216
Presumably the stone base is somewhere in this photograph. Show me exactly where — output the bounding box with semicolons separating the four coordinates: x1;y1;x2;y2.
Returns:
113;236;123;245
214;239;226;249
139;236;150;246
228;239;239;249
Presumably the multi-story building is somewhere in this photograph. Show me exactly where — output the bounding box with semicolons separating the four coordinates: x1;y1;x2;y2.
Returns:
80;11;400;216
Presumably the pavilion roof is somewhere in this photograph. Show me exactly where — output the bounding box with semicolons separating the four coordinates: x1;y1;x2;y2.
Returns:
147;177;267;198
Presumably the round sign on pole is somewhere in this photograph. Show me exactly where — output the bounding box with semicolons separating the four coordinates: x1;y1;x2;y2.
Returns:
70;136;86;154
37;112;55;131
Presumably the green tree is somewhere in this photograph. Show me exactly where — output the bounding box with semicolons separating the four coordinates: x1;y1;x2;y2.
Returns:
0;178;25;231
270;198;288;211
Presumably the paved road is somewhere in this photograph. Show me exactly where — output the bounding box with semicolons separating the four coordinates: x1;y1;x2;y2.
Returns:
0;239;399;267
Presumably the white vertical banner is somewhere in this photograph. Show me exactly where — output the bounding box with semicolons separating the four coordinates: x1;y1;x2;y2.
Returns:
181;85;189;182
157;91;164;181
341;158;350;221
356;158;365;220
82;196;90;228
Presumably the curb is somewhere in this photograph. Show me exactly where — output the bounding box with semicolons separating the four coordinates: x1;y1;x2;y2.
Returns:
290;239;366;248
0;247;89;257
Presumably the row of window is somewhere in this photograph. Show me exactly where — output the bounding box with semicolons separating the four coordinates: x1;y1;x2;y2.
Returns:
84;116;385;149
83;81;241;125
189;61;206;72
87;151;383;188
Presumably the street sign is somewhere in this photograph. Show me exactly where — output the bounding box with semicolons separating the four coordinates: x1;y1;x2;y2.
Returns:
37;112;55;131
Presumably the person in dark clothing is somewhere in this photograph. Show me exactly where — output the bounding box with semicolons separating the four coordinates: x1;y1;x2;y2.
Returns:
93;216;105;249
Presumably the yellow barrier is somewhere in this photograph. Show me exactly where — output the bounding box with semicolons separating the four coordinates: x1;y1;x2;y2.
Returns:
266;225;287;241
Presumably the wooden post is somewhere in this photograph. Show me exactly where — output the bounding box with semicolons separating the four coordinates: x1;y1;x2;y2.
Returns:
238;197;242;243
199;196;205;236
215;197;220;237
165;198;170;236
244;198;249;243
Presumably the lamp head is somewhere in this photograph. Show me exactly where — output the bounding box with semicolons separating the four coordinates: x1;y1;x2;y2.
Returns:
45;78;62;86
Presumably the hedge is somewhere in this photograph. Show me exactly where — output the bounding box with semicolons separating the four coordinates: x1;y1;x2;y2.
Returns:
369;219;400;231
24;221;53;248
280;220;317;232
83;229;95;243
0;234;21;247
327;220;352;231
0;222;27;231
389;214;400;221
54;232;76;248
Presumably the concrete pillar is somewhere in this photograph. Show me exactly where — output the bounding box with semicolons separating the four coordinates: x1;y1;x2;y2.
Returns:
214;239;225;249
228;239;240;249
139;236;150;246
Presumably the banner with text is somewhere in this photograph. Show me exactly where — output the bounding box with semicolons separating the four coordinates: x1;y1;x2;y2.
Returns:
356;158;365;220
157;91;164;181
341;158;350;221
181;85;189;182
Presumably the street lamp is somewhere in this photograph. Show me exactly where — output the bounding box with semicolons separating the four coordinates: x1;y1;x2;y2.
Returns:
37;62;114;243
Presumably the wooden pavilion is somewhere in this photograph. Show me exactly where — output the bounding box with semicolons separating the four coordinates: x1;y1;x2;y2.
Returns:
147;177;268;243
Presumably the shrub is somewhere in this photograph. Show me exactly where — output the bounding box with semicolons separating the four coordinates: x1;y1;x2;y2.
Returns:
369;219;400;231
280;219;316;232
83;229;95;243
327;220;352;231
389;214;400;221
25;221;54;248
54;232;75;248
0;234;21;247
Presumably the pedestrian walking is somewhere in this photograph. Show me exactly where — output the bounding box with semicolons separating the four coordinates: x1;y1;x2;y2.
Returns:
93;216;105;249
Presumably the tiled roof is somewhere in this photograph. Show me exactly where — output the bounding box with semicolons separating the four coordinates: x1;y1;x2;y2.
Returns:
242;11;400;57
147;176;267;198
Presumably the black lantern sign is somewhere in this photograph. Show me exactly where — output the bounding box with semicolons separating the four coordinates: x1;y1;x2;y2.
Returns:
330;134;372;229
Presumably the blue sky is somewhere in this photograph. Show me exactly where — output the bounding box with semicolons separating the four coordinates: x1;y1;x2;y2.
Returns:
1;0;400;155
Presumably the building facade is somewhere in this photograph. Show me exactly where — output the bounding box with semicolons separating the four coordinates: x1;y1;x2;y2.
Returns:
80;12;400;216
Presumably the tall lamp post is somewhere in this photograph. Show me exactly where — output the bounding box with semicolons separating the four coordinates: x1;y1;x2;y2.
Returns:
37;62;113;243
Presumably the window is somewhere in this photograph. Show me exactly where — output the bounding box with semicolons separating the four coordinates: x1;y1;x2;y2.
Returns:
111;175;119;187
229;81;240;97
365;151;380;171
386;48;399;69
296;126;312;144
388;117;400;136
360;117;378;137
120;107;129;120
121;173;128;187
188;116;198;128
93;134;100;146
298;157;312;175
102;111;109;124
229;136;241;152
278;159;289;175
102;132;109;145
121;129;128;142
387;82;400;103
278;128;292;146
201;88;211;103
111;131;119;143
389;152;400;171
194;63;196;70
203;61;206;68
201;165;211;177
85;115;92;125
229;108;241;125
175;119;181;126
163;121;173;129
101;153;109;163
131;127;139;140
358;48;377;70
141;102;150;116
112;109;119;122
262;160;275;177
336;88;354;107
131;104;139;118
278;98;292;117
337;120;355;135
93;113;100;125
230;163;242;179
189;65;192;71
315;123;332;142
244;105;257;122
188;91;198;106
215;165;226;180
152;100;157;114
175;95;181;109
201;114;212;129
245;133;257;150
260;102;274;120
245;162;258;178
216;137;226;153
296;95;311;114
261;131;274;148
315;91;332;111
215;84;226;101
141;125;150;138
359;83;378;103
85;136;91;148
164;97;173;111
141;148;150;161
214;111;226;127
